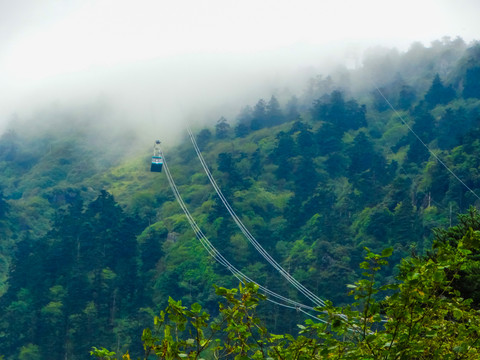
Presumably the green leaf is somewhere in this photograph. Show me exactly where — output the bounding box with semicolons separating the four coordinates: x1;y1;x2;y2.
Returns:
360;261;370;269
381;247;393;258
453;308;463;320
191;303;202;313
433;269;444;282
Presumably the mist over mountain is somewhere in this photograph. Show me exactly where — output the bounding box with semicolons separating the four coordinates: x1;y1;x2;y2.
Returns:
1;0;479;140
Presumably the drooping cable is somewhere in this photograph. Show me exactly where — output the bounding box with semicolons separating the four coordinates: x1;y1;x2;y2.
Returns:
374;86;480;202
159;147;327;320
186;126;327;308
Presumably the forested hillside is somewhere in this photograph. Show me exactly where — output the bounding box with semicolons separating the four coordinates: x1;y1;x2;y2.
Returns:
1;38;480;359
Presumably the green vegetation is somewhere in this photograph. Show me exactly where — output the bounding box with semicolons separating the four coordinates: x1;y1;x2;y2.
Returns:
93;211;480;359
0;38;480;358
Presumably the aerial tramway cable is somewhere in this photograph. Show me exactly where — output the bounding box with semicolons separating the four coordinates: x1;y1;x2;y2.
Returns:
159;146;327;320
186;126;327;308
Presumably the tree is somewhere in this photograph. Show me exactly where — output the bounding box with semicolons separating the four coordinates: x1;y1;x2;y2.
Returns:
405;102;435;164
391;200;419;246
266;95;284;126
437;106;467;149
315;122;344;156
217;152;244;189
234;122;250;138
271;131;296;180
195;128;212;148
271;131;296;162
398;84;416;109
311;90;345;123
347;132;389;205
371;86;391;112
347;132;376;175
296;128;317;158
311;90;366;131
251;99;267;130
424;74;455;108
215;117;230;139
292;156;318;200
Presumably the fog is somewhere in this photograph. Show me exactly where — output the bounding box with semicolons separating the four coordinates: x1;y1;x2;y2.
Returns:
2;46;349;146
1;0;479;149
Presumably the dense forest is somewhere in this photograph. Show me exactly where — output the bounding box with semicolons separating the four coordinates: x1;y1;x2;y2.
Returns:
1;37;480;359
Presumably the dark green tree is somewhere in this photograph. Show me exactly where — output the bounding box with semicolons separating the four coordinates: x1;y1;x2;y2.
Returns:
251;99;268;130
217;152;244;189
347;132;376;175
195;128;212;148
215;117;230;139
266;95;284;126
271;131;296;180
296;128;317;158
311;90;366;131
397;84;416;109
234;122;250;138
405;102;435;164
315;122;344;156
371;86;391;112
391;199;419;246
437;106;467;149
424;74;456;108
249;148;262;178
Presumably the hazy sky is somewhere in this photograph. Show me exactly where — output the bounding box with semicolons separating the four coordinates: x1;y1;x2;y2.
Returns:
1;0;479;138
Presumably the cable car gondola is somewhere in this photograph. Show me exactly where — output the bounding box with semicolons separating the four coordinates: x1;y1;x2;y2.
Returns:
150;140;163;172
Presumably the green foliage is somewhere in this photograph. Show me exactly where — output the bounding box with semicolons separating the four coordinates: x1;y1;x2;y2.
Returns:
95;231;480;359
216;117;231;139
90;347;117;360
18;344;42;360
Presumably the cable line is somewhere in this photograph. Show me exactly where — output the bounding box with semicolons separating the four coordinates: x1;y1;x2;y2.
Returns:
159;146;326;320
186;126;327;308
374;86;480;202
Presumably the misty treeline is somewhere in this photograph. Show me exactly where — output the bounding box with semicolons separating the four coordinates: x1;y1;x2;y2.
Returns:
0;37;480;359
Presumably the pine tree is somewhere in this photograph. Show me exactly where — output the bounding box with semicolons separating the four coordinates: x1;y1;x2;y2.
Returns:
425;73;455;107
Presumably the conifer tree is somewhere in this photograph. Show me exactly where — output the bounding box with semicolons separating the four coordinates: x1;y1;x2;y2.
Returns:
425;73;455;107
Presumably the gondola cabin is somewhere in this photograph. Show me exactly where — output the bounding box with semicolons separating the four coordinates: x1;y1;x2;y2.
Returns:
151;156;163;172
150;140;163;172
